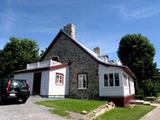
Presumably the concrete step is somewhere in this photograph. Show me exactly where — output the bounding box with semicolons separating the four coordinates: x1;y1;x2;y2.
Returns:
130;100;151;105
130;100;145;104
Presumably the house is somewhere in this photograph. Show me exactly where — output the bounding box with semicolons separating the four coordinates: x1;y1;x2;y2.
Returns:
14;60;69;97
14;23;135;106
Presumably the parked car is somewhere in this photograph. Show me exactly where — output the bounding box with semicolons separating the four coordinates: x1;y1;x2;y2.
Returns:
0;78;30;104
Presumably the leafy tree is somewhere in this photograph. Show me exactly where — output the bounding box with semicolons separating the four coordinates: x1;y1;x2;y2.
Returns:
0;37;39;78
117;34;158;94
40;49;46;58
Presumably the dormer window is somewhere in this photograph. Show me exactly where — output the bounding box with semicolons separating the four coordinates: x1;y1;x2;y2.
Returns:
52;56;59;62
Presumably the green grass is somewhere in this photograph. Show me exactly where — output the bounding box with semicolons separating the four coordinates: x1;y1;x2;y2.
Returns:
49;109;69;117
95;105;155;120
37;98;106;113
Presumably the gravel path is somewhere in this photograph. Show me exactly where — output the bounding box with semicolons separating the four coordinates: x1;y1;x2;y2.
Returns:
0;96;65;120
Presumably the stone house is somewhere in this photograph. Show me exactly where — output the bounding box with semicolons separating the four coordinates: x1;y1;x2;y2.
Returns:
14;24;135;106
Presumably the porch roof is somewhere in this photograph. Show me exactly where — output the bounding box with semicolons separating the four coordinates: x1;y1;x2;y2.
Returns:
14;63;68;74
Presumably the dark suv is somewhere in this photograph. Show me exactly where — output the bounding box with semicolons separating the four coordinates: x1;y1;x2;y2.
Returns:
0;79;30;104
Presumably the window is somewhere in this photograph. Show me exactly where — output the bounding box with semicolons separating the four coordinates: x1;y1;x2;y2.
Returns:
103;73;120;87
114;73;120;86
104;74;108;86
128;77;131;94
123;74;128;86
52;56;59;62
77;73;87;89
55;73;64;85
109;73;114;86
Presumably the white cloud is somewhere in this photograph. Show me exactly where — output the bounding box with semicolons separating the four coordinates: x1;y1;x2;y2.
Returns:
114;5;159;19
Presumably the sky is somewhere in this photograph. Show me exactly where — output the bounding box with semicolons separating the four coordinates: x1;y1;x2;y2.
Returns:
0;0;160;68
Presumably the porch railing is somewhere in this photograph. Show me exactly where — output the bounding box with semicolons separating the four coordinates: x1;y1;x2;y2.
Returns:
27;60;61;70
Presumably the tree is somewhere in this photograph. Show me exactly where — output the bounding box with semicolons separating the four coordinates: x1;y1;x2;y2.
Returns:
0;37;39;78
117;34;157;94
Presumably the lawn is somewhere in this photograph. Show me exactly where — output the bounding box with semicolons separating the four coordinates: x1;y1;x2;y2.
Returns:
36;98;106;113
49;109;69;117
95;105;155;120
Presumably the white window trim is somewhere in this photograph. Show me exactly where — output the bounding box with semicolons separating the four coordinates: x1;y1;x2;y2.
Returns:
103;72;120;87
77;73;87;89
55;73;64;86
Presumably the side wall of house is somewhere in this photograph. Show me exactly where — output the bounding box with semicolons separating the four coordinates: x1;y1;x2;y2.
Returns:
99;64;135;97
14;73;34;94
99;64;124;96
42;34;99;98
48;67;69;97
122;71;135;96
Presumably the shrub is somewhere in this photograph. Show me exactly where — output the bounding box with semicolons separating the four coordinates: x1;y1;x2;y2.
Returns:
144;96;156;101
156;93;160;98
141;80;156;96
134;95;144;100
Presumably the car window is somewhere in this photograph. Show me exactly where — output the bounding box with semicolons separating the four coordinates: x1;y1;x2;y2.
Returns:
18;81;27;88
11;80;27;88
10;80;19;88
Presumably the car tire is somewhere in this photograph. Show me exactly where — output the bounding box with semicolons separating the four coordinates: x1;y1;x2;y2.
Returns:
21;96;28;103
0;96;1;105
0;97;6;105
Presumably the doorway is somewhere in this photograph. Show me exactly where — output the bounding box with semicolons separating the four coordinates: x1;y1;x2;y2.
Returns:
33;72;41;95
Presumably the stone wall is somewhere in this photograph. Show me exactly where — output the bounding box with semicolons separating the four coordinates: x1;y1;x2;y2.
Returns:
42;33;99;98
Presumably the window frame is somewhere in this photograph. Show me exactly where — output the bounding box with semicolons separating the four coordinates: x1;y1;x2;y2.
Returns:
109;73;114;86
77;73;88;89
52;56;60;62
114;73;120;86
103;72;120;87
104;74;109;87
55;73;64;86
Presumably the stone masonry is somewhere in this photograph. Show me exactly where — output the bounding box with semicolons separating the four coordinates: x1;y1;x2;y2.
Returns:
41;33;99;98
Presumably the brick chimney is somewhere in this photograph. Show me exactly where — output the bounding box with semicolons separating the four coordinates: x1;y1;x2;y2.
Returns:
63;23;76;39
93;47;100;56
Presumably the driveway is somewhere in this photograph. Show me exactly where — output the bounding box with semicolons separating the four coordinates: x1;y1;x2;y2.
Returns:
0;96;65;120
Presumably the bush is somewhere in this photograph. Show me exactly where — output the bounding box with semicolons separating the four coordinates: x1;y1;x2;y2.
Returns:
140;80;156;96
134;95;144;100
156;93;160;98
143;96;156;101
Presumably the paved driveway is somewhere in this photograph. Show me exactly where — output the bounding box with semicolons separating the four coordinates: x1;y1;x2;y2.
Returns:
140;104;160;120
0;96;65;120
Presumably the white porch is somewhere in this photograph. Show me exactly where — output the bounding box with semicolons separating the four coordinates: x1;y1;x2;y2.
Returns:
99;64;135;97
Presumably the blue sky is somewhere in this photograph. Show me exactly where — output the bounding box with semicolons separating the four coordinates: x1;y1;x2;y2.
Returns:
0;0;160;68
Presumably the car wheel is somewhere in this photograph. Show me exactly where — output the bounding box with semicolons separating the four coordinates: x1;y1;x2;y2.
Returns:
0;97;6;105
21;96;28;103
0;96;1;104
